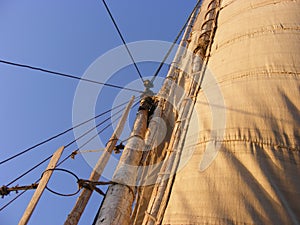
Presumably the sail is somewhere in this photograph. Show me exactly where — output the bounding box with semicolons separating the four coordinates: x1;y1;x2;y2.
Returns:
160;0;300;224
94;0;300;224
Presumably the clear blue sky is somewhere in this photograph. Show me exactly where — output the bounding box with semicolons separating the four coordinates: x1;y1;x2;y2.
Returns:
0;1;197;224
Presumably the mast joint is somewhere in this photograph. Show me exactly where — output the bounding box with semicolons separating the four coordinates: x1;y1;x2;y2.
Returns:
139;95;157;118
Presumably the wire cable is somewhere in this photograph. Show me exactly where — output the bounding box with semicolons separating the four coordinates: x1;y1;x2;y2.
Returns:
1;101;136;212
3;104;128;187
5;156;51;187
64;106;126;149
0;188;27;212
42;168;81;197
0;95;140;212
101;0;145;84
0;59;143;93
77;115;121;151
0;114;115;210
150;0;202;83
4;97;140;187
57;98;140;166
57;114;122;167
0;98;133;165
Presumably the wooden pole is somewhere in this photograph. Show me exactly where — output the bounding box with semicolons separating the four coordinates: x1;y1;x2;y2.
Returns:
142;2;221;223
94;97;153;225
64;96;135;225
131;5;201;224
18;146;65;225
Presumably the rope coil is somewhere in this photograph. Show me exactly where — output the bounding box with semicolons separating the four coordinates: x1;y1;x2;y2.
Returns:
42;168;113;197
42;168;80;197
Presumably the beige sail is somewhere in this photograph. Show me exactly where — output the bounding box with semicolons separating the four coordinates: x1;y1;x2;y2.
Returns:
160;0;300;224
95;0;300;224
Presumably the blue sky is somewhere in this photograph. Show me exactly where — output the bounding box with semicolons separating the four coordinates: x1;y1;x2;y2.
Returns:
0;1;197;224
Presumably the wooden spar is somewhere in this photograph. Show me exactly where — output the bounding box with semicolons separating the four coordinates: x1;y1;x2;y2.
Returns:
142;1;221;224
94;97;153;225
18;146;65;225
131;3;202;224
130;106;163;225
64;96;135;225
166;1;201;79
142;97;196;225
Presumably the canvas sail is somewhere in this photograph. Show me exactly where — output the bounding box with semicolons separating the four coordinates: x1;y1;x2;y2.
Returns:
158;0;300;224
95;0;300;224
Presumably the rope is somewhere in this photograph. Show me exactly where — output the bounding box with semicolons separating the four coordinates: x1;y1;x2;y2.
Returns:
56;98;140;167
0;97;140;211
1;169;114;200
77;179;113;196
4;101;130;187
0;59;143;93
0;99;133;165
150;0;203;84
5;156;51;187
0;177;40;212
101;0;145;84
140;1;205;224
0;189;27;211
66;115;122;160
42;168;81;197
0;183;38;198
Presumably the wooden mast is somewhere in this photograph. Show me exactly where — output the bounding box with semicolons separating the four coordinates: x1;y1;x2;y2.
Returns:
131;3;202;224
141;1;221;223
94;96;155;225
64;96;135;225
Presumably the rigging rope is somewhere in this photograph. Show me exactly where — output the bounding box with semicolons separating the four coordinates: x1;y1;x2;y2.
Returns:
0;59;143;93
5;157;51;187
150;0;202;84
59;115;123;166
59;100;140;165
101;0;145;84
0;1;203;217
0;1;203;216
0;118;116;210
0;187;28;211
4;102;129;187
0;98;134;165
1;168;114;199
0;98;140;211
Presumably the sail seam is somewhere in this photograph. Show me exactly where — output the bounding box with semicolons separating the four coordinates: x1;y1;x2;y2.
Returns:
199;70;300;88
213;25;300;52
219;0;300;26
188;139;300;154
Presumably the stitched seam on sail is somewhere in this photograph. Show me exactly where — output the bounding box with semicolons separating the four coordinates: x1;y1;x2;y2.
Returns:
201;71;300;88
194;139;300;152
214;25;300;52
219;0;300;26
